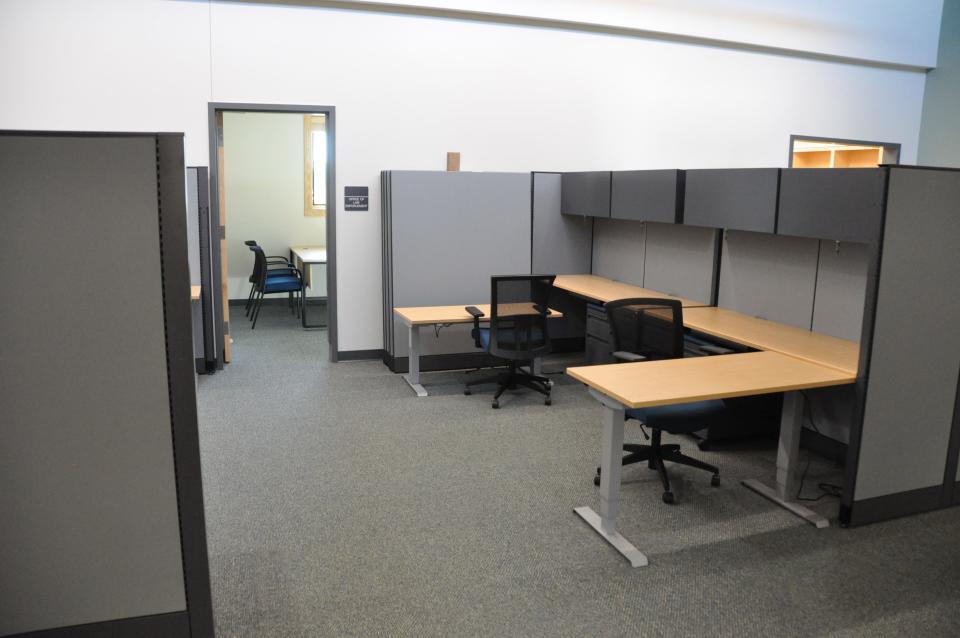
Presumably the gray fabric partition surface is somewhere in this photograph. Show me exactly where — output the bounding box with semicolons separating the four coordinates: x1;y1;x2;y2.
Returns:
0;135;187;635
718;230;819;328
812;240;869;342
386;171;531;359
591;218;645;286
642;222;716;304
531;172;592;275
853;167;960;504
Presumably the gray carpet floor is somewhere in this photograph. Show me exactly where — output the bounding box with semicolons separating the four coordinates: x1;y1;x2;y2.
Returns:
197;304;960;637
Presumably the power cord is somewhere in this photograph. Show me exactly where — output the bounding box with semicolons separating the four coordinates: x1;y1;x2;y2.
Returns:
796;391;843;502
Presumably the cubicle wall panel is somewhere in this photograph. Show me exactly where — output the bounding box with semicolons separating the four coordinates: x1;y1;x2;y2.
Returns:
388;171;530;358
561;171;610;217
591;218;645;286
778;168;885;244
717;230;819;328
683;168;778;233
642;223;716;305
811;240;869;342
610;170;681;223
0;135;187;635
532;172;592;275
854;168;960;503
187;168;205;367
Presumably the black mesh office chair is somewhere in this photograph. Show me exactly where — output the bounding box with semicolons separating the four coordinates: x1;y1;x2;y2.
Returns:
248;245;304;329
596;298;724;504
464;274;556;409
244;240;296;317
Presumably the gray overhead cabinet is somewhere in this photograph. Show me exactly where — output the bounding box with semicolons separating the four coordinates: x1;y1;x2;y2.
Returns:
561;171;611;217
684;168;779;233
0;132;212;637
778;168;885;244
610;169;684;223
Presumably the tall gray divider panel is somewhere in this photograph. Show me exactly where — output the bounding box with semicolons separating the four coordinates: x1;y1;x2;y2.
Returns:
383;171;531;367
592;218;646;286
642;222;716;304
844;167;960;526
0;132;212;637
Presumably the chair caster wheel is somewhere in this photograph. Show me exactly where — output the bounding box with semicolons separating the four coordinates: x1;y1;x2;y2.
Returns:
593;475;601;486
662;492;675;504
711;474;720;487
464;388;471;395
544;397;552;406
697;440;711;451
492;400;499;409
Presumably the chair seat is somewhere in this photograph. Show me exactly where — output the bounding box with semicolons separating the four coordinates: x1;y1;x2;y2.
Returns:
250;269;295;283
478;326;544;352
626;400;728;435
263;277;301;293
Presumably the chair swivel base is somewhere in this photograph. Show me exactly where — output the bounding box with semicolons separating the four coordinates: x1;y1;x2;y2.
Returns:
594;442;720;504
464;362;551;408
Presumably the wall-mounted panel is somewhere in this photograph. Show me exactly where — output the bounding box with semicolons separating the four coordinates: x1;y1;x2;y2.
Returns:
561;171;610;218
684;168;778;233
718;230;818;328
591;218;645;286
387;171;531;359
0;135;189;636
812;240;869;342
642;222;716;304
610;170;682;223
854;167;960;503
532;172;592;274
778;168;885;244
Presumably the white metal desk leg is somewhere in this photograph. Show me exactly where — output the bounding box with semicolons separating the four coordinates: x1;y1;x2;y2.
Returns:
742;391;829;528
574;391;648;567
403;324;428;397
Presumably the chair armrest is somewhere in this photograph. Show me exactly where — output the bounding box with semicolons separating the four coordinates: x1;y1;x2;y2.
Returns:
613;351;646;362
700;345;733;355
465;306;484;348
533;303;551;316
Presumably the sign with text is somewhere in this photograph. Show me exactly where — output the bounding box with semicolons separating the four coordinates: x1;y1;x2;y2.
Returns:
344;186;369;211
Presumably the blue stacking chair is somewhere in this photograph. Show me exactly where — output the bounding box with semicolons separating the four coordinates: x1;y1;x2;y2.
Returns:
248;245;303;329
593;298;725;504
244;240;296;317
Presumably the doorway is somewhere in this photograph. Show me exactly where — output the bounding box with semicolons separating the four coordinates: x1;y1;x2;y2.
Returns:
207;102;338;363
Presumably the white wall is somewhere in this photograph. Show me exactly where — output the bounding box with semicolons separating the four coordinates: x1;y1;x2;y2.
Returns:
0;0;934;351
223;111;326;299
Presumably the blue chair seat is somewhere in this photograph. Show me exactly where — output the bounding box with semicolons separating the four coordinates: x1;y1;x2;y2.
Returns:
626;399;728;435
478;326;544;352
263;277;302;293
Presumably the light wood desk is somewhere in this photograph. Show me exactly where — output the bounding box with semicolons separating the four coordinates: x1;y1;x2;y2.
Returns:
566;352;856;566
289;245;327;328
394;304;563;397
190;285;201;301
682;306;860;376
553;274;707;308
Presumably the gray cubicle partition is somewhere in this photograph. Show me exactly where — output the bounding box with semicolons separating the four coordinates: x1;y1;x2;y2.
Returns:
0;132;212;637
381;171;531;371
843;166;960;526
532;172;592;275
188;167;217;374
642;222;716;305
591;218;646;286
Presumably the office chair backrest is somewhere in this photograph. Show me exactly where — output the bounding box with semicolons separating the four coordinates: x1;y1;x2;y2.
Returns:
250;245;272;286
489;274;556;359
605;298;684;361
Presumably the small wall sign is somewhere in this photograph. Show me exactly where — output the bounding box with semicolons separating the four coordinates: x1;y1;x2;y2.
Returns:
344;186;369;211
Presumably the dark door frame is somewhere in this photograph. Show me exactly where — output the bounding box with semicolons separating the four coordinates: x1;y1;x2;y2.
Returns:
207;102;339;362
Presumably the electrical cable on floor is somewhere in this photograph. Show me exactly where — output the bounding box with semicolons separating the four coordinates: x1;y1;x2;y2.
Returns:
796;391;844;502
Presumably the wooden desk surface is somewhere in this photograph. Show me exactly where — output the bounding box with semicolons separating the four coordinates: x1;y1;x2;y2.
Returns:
290;245;327;263
553;274;707;308
682;306;860;376
566;351;856;409
394;304;563;326
190;285;201;301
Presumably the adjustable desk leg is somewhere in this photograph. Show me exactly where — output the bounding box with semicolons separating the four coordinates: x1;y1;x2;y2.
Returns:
574;391;648;567
403;324;428;397
743;390;830;528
